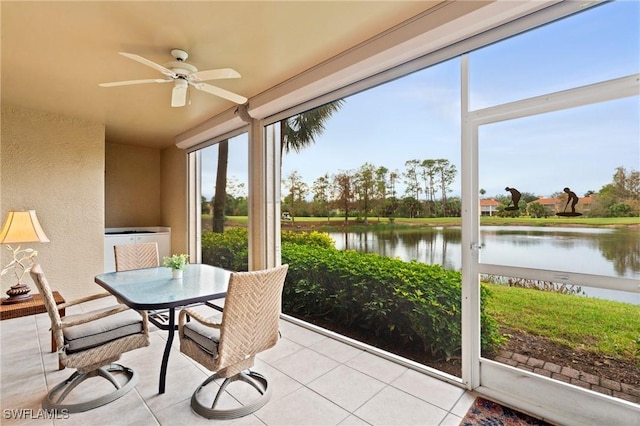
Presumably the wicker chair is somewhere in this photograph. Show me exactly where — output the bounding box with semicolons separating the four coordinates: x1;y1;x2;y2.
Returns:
30;264;150;413
113;242;159;271
178;264;289;419
113;242;173;323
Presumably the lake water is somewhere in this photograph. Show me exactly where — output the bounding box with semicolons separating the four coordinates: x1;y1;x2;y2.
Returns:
328;226;640;305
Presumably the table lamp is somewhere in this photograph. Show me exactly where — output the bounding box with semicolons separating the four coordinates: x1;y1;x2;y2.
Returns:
0;210;49;304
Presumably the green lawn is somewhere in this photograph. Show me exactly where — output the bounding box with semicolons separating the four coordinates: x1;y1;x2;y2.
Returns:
396;216;638;227
479;216;639;227
484;283;640;363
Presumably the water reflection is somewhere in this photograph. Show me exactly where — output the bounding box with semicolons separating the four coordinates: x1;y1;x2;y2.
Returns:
597;229;640;277
328;226;640;304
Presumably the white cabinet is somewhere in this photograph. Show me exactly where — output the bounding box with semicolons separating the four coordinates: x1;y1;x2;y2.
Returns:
104;227;171;272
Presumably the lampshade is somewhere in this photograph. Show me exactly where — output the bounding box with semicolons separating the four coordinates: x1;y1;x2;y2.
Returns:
0;210;50;244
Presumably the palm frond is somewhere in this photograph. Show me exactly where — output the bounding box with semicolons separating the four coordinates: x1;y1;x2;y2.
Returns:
282;100;344;154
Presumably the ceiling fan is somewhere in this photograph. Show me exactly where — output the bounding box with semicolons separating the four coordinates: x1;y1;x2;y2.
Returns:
99;49;247;107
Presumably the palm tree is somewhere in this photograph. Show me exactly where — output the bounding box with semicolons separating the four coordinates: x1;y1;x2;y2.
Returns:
280;101;344;157
212;100;343;232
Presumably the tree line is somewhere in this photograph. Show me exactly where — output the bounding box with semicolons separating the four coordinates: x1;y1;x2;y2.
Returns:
283;158;458;222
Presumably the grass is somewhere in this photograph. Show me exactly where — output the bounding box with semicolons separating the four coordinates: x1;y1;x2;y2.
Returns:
480;216;639;227
483;283;640;362
395;216;638;227
224;215;247;224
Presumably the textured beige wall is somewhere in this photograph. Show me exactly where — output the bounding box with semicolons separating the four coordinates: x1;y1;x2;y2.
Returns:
105;143;161;228
1;106;105;299
161;145;187;254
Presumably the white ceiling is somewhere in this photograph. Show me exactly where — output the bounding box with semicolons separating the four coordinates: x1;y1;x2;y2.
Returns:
1;1;441;149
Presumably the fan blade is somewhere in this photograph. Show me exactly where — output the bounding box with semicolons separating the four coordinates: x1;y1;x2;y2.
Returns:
118;52;176;78
171;82;188;107
99;79;173;87
189;68;241;82
191;82;247;104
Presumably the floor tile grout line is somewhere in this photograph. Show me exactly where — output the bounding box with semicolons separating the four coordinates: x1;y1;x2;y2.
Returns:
33;315;54;393
439;390;473;425
132;387;162;426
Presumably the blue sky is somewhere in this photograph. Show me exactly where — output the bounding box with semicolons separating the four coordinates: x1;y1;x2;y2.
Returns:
202;1;639;201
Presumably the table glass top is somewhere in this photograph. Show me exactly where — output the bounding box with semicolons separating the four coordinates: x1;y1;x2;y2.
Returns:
95;264;231;309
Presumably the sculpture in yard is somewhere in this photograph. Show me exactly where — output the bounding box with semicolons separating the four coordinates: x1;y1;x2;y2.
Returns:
504;187;521;211
558;187;582;216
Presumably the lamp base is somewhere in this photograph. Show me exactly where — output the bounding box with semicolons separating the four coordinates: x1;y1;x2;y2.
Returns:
2;283;34;304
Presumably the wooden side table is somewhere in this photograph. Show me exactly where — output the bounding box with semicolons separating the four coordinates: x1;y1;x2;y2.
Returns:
1;291;66;368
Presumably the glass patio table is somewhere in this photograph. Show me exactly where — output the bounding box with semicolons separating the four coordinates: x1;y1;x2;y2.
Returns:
95;264;231;394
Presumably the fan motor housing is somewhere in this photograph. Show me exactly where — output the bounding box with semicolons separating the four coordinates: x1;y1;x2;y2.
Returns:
165;61;198;76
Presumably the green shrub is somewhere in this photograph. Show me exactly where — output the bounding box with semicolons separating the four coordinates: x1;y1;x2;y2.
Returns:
281;230;335;248
202;228;334;269
281;243;501;359
201;227;249;271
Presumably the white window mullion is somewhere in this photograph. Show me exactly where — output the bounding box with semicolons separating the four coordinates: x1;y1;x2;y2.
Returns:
460;53;481;390
187;151;202;263
469;74;639;124
479;264;640;295
248;118;281;271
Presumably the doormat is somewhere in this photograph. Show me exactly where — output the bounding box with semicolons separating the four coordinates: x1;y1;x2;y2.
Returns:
460;397;554;426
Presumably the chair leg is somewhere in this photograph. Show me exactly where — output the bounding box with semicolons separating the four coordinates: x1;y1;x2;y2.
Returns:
191;370;272;420
43;364;137;413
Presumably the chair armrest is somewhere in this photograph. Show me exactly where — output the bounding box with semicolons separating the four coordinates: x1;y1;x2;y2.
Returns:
58;292;112;310
60;304;131;328
137;309;149;334
178;308;221;337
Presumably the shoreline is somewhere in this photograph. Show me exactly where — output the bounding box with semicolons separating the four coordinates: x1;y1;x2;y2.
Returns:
277;219;639;232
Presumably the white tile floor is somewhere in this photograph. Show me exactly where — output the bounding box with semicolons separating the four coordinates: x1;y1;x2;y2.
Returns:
0;296;476;425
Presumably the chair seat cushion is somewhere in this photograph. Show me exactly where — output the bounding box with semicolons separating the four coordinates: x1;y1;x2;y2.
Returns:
183;320;221;357
63;308;144;354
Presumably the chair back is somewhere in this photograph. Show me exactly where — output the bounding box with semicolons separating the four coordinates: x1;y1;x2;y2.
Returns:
114;242;159;271
29;264;65;351
216;264;288;370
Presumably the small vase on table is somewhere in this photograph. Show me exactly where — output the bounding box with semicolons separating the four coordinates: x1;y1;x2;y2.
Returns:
162;254;189;280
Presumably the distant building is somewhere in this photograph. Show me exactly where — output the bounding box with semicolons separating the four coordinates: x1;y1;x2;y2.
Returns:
480;199;500;216
530;197;558;216
527;195;594;216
